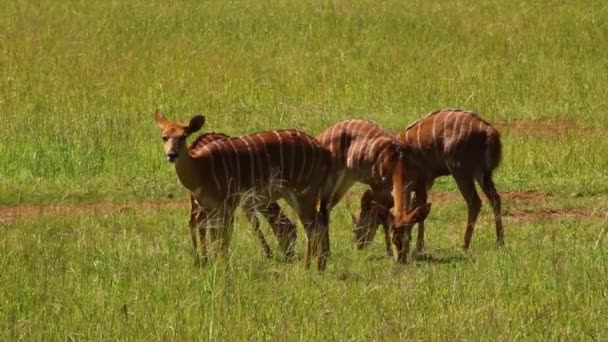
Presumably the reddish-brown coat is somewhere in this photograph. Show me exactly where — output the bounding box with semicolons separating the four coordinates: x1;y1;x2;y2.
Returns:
356;109;504;255
155;112;332;270
316;119;428;262
187;132;297;260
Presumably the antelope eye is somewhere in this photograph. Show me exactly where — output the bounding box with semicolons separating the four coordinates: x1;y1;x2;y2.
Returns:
162;136;169;142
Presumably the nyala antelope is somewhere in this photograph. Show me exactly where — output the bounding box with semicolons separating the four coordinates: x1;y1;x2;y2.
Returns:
155;111;332;270
316;119;430;263
352;109;504;256
186;132;297;261
351;189;431;257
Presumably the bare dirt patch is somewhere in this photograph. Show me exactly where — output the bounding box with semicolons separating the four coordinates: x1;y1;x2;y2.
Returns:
427;189;554;204
1;190;604;225
430;190;606;221
0;199;186;225
344;189;605;222
511;207;607;221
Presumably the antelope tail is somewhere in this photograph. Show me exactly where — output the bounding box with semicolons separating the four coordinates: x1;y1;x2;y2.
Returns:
485;130;503;173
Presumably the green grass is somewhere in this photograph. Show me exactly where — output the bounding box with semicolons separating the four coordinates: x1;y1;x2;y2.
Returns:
2;202;607;340
2;0;608;339
1;0;607;204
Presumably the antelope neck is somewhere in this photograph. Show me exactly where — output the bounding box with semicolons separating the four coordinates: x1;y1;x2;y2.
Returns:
173;142;201;192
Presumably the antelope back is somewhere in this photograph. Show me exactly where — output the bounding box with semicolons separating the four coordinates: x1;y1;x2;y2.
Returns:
316;119;401;182
189;132;230;153
398;109;502;172
192;129;331;195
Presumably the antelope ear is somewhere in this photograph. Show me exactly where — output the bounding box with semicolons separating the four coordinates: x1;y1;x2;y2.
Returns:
186;115;206;134
154;110;168;127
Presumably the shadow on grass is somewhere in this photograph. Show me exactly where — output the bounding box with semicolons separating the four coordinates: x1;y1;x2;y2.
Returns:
363;248;470;265
412;251;469;265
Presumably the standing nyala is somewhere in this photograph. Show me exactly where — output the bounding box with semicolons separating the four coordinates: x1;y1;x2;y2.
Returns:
316;119;430;263
155;111;333;271
155;108;503;270
186;132;297;262
352;109;504;258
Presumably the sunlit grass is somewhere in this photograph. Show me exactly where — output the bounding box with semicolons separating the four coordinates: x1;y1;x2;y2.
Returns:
1;200;607;340
1;1;608;339
1;0;607;204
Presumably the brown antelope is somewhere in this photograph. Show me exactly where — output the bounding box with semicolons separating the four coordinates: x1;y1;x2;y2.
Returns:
350;189;393;256
186;132;297;261
352;109;504;257
316;119;431;263
155;111;333;270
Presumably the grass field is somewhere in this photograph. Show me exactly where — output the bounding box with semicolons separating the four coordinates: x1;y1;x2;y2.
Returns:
1;0;608;340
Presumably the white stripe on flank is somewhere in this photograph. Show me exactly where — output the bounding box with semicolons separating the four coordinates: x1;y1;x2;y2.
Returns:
252;133;268;182
349;120;365;168
216;141;231;194
356;121;368;169
357;126;384;165
205;145;222;192
374;146;390;178
443;110;454;144
330;170;347;205
454;113;465;146
360;123;378;161
449;113;461;149
431;114;438;143
356;121;369;168
226;139;240;192
379;148;395;180
416;122;422;149
273;131;284;179
290;131;298;182
261;133;275;180
302;135;316;182
467;118;474;142
442;109;459;153
431;114;439;156
367;135;384;164
297;135;307;184
328;123;339;156
345;121;358;168
240;136;256;189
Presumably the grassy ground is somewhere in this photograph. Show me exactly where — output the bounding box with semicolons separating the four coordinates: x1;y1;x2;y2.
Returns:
1;0;608;340
1;0;607;204
2;201;607;340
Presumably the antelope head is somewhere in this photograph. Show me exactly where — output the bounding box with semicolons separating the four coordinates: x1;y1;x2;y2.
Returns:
351;190;391;249
390;203;431;263
154;111;206;162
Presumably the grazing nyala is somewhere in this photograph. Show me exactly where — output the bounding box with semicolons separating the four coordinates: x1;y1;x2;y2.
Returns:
353;109;504;255
186;132;297;262
316;119;431;263
350;189;433;257
155;111;332;270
